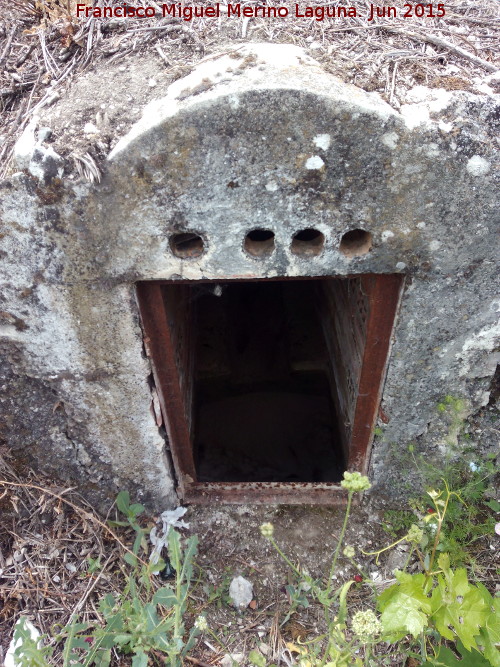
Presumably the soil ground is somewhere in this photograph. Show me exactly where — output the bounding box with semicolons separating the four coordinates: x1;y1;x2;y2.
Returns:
1;428;498;665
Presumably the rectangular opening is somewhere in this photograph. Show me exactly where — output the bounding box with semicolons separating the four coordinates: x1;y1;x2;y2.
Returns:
137;274;403;504
194;280;345;484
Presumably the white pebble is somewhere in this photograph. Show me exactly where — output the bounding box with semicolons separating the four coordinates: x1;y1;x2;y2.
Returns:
229;576;253;610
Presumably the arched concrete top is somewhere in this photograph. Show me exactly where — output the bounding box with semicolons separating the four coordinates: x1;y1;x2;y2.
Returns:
91;42;494;283
109;43;396;162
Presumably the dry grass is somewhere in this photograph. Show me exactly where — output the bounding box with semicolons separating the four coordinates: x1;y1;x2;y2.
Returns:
1;0;499;177
0;452;136;664
1;449;498;666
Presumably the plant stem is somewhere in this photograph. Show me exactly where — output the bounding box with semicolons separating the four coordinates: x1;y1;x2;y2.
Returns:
403;545;415;572
361;535;408;564
327;491;353;596
269;538;303;579
320;635;333;666
207;627;233;656
171;539;183;641
427;491;450;575
420;630;428;661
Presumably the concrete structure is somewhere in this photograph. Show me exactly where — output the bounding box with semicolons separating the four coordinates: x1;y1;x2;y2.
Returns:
0;43;498;509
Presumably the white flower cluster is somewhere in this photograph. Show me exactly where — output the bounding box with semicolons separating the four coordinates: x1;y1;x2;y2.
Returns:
343;546;355;559
194;615;208;632
351;609;382;641
260;522;274;538
341;471;371;493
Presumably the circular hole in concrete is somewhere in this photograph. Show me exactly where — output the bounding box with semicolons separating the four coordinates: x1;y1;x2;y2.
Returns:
339;229;372;258
291;228;325;256
169;232;205;259
244;229;275;258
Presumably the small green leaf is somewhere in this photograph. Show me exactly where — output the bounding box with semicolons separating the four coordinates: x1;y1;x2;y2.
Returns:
249;649;267;667
485;499;500;512
11;618;51;667
378;573;431;638
131;649;149;667
124;552;138;567
99;594;116;614
143;602;161;633
129;503;145;517
115;491;131;515
420;642;491;667
93;648;111;667
86;557;102;574
437;553;450;572
107;519;129;527
478;626;500;667
338;580;355;625
153;586;177;607
431;572;489;651
132;531;144;557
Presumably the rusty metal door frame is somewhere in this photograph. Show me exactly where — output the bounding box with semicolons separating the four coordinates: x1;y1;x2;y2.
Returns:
137;274;403;505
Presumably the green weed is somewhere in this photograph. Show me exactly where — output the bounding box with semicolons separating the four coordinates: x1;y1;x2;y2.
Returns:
259;474;499;667
10;492;200;667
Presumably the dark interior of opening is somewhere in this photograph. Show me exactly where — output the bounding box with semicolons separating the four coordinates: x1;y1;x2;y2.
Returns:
191;280;345;483
169;232;205;258
291;228;325;256
243;229;276;257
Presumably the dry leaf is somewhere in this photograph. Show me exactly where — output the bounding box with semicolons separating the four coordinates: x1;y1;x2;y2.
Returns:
36;0;89;21
284;619;308;641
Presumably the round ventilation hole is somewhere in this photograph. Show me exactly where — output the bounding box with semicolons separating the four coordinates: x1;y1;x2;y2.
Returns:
339;229;372;258
244;229;275;258
169;232;205;259
291;228;325;256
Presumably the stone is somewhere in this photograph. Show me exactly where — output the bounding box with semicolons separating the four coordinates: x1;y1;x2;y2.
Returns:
83;122;99;135
0;42;498;510
385;548;409;575
12;116;64;183
13;117;39;170
221;654;245;667
5;619;42;667
229;576;253;610
27;144;64;182
37;127;52;143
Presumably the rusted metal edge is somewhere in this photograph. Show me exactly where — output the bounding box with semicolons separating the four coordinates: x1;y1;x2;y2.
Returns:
183;482;350;505
145;273;395;285
137;274;404;504
348;274;405;472
136;283;197;494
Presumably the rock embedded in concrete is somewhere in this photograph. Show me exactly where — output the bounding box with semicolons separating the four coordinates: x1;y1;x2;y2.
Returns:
0;42;498;509
13;116;64;183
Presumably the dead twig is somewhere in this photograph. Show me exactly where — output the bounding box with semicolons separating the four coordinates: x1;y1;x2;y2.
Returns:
71;151;102;183
0;25;17;67
0;82;34;98
0;480;148;567
185;656;215;667
447;12;500;26
155;42;169;64
72;552;114;615
382;26;497;72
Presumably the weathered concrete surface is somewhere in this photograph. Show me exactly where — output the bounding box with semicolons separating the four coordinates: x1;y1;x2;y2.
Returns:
1;43;498;508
